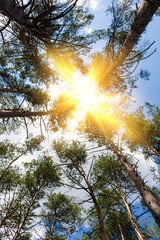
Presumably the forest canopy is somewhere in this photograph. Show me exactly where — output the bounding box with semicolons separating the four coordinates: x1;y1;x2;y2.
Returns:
0;0;160;239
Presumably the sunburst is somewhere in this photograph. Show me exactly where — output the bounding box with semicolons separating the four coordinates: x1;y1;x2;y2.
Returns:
48;54;123;132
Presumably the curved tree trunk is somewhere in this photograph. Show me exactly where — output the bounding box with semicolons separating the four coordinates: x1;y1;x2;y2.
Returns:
106;0;160;75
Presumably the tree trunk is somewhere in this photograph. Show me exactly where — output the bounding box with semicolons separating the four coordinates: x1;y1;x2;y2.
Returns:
107;137;160;228
0;0;31;26
77;162;106;240
12;181;44;240
49;213;58;240
113;206;125;240
105;0;160;75
115;175;144;240
0;110;53;118
117;218;125;240
0;87;34;95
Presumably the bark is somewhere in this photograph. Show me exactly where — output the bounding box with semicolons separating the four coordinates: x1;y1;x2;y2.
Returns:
117;218;125;240
77;162;106;240
115;175;144;240
113;206;125;240
13;181;44;240
0;110;53;118
0;0;31;26
106;137;160;228
105;0;160;75
0;0;78;49
49;213;58;240
0;87;32;95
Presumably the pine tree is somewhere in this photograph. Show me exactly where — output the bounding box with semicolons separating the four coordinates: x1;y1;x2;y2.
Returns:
53;140;107;240
84;113;160;228
42;193;81;239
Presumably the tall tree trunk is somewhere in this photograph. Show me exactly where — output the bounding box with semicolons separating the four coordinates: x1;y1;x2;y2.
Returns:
117;218;125;240
113;206;125;240
115;175;144;240
49;213;58;240
0;110;53;118
106;0;160;75
12;181;44;240
106;137;160;228
77;162;106;240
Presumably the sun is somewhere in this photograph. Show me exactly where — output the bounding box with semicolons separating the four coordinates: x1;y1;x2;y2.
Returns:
68;71;99;130
48;54;122;132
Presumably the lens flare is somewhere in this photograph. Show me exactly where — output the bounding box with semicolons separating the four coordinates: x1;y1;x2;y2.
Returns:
48;54;123;132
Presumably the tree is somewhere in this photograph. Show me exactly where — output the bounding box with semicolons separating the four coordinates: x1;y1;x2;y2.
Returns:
42;193;81;239
0;164;26;238
0;0;87;50
53;140;107;240
0;154;61;239
12;155;61;240
0;136;43;180
91;154;144;239
0;0;98;134
84;113;160;228
105;0;160;77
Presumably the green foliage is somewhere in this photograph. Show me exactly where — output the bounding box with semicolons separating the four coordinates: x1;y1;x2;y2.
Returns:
140;216;160;239
23;155;61;191
17;233;31;240
53;139;87;164
0;166;21;191
49;95;77;131
106;0;135;52
86;153;141;239
0;0;97;134
0;136;44;177
122;104;160;161
43;192;82;238
92;154;136;192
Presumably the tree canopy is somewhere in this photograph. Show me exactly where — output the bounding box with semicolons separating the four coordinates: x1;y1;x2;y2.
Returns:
0;0;160;239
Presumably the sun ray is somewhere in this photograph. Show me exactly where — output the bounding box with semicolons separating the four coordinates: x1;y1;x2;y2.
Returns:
48;54;124;133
